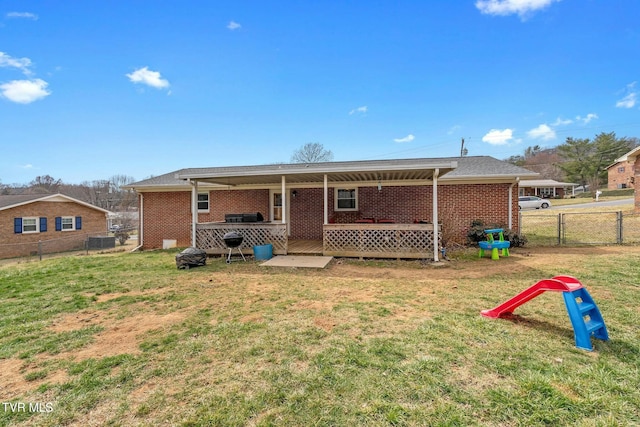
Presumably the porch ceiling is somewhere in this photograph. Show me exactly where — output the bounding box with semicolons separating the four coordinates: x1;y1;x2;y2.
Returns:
177;159;458;186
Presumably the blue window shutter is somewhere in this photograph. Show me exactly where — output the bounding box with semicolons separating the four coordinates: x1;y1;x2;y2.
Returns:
75;216;82;230
40;217;47;232
55;217;62;231
14;218;22;234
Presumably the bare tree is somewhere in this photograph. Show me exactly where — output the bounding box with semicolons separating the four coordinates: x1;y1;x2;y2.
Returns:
290;142;334;163
109;175;137;212
29;175;62;194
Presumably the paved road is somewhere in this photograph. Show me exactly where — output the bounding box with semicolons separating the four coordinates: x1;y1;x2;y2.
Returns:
549;197;634;210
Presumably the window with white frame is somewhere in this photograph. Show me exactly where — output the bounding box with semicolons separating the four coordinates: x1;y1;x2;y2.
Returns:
539;187;553;197
197;192;210;212
335;188;358;211
61;216;75;231
22;217;38;233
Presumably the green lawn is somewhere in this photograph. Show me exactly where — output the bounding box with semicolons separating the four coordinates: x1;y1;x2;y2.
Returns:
1;248;639;426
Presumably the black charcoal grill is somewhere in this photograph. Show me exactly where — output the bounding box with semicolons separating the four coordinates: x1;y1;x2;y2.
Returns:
223;231;246;264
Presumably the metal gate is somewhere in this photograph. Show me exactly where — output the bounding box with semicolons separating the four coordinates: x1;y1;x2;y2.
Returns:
520;211;640;246
561;212;621;245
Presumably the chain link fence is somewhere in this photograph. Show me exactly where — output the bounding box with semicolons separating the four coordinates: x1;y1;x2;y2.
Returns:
520;211;640;246
0;230;135;263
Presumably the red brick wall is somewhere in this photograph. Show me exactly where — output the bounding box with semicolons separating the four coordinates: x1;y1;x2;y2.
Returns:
290;188;324;239
288;183;518;241
141;192;192;249
0;201;107;259
206;189;269;222
140;183;520;247
635;157;640;213
608;161;635;190
440;183;519;243
141;190;269;249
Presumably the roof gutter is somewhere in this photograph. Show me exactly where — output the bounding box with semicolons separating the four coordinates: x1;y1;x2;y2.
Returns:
176;161;459;181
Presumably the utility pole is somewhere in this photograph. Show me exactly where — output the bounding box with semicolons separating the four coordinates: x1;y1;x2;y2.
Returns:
460;138;467;157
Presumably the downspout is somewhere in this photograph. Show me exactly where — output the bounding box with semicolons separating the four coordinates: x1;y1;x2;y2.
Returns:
131;193;144;252
432;168;439;262
508;177;519;230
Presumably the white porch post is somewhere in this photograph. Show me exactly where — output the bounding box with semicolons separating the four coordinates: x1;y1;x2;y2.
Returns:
323;174;328;225
508;178;519;229
432;168;439;262
190;180;198;247
281;175;286;225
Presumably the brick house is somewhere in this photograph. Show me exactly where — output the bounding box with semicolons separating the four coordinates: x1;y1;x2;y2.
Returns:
518;179;578;198
126;156;537;261
0;193;110;259
606;149;636;190
621;146;640;213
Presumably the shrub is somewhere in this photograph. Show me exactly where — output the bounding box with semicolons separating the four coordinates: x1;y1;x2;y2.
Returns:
114;230;130;246
466;219;527;247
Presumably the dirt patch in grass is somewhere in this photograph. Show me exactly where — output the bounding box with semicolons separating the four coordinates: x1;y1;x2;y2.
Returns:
0;304;188;409
47;309;186;360
91;288;169;303
0;358;69;401
329;245;624;281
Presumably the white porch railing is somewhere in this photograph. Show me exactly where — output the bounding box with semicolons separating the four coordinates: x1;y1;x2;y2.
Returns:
323;223;440;259
196;223;288;255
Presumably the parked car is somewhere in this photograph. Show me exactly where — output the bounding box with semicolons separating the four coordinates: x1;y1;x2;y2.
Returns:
518;196;551;210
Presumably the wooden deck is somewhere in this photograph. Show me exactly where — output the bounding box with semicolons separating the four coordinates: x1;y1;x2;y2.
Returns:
288;239;323;255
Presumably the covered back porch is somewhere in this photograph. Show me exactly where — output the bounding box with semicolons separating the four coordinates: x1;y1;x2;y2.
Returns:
183;158;457;261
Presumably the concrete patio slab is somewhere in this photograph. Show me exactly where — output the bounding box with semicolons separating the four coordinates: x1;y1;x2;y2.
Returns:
260;255;333;268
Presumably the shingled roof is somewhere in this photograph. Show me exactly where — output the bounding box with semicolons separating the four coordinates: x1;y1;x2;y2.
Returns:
126;156;537;189
0;193;111;213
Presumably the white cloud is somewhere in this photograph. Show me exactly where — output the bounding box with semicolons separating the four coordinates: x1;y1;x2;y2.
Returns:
482;128;514;145
447;125;462;135
21;164;34;169
475;0;560;18
0;79;50;104
6;12;39;20
0;51;33;75
227;21;241;30
616;82;637;109
394;134;415;143
349;106;368;115
126;67;170;89
575;113;598;124
527;124;556;141
616;93;637;108
552;117;572;126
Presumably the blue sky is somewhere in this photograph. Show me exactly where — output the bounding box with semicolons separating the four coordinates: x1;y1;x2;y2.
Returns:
1;0;639;184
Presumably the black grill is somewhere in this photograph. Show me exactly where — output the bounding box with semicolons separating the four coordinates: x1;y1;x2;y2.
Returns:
223;231;243;248
223;232;246;263
225;212;264;223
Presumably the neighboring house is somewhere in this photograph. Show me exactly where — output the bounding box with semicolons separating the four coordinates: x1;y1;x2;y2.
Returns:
125;156;537;261
621;146;640;213
0;193;111;259
519;179;579;198
606;150;637;190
